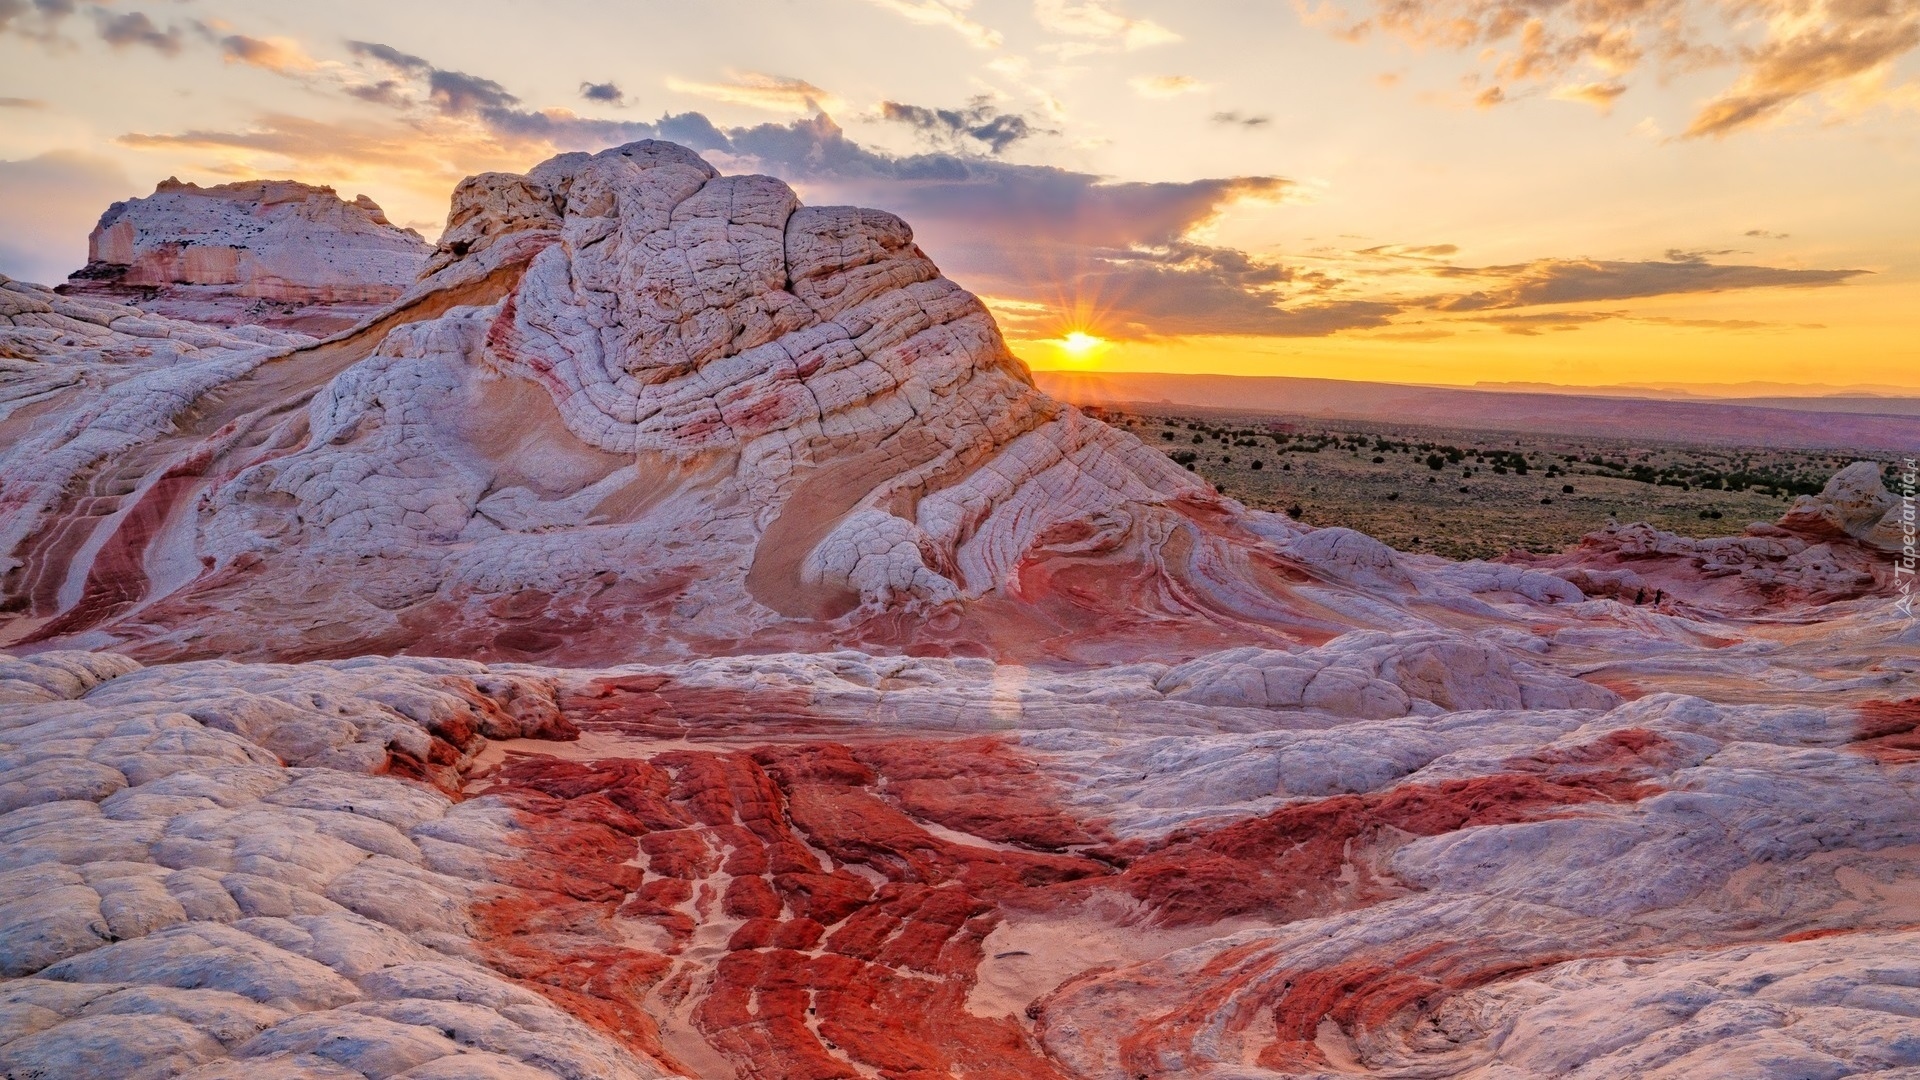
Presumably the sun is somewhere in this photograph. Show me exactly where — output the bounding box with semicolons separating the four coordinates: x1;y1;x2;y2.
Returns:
1060;330;1106;357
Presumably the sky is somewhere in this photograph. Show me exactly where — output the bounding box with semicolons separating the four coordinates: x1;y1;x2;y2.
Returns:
2;0;1917;390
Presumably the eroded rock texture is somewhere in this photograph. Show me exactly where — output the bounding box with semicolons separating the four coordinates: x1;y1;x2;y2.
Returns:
2;612;1916;1077
4;141;1500;666
64;178;432;335
1;140;1913;1078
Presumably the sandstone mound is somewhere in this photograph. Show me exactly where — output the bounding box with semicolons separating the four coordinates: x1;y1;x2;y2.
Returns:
4;141;1506;665
63;178;431;335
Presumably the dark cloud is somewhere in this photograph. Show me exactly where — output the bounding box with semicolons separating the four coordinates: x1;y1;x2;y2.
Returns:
345;79;407;106
347;39;432;75
1212;111;1272;127
340;43;655;146
580;81;626;105
879;97;1041;154
1431;256;1865;310
428;69;519;116
0;97;47;108
666;113;1372;338
93;8;181;54
1745;229;1790;239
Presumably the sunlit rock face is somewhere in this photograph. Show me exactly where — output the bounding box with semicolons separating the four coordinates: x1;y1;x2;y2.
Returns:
63;178;431;334
4;140;1465;666
1;141;1915;1080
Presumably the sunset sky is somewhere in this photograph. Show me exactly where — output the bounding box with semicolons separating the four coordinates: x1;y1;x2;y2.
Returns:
2;0;1916;390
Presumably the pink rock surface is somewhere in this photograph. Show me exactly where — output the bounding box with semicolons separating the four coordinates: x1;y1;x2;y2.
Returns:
0;635;1914;1077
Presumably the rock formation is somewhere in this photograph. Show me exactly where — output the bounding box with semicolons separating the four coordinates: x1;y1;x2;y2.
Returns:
63;178;431;335
0;141;1913;1079
6;141;1509;666
1514;461;1902;614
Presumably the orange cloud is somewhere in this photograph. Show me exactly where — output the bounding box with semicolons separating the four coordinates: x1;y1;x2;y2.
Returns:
1315;0;1920;136
218;34;319;74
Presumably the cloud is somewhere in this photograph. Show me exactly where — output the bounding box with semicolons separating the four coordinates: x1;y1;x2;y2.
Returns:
1685;8;1920;137
1130;74;1209;97
878;97;1044;153
1450;309;1807;335
670;113;1365;338
1212;110;1272;127
0;0;75;44
1318;0;1920;136
665;71;838;115
218;34;317;73
1551;81;1627;113
1745;229;1790;239
93;8;181;54
1431;256;1866;310
0;150;134;283
859;0;1003;48
346;39;432;75
337;42;658;146
0;96;47;108
1459;309;1627;335
118;112;472;173
580;81;626;106
1033;0;1179;50
428;69;520;116
1357;242;1459;259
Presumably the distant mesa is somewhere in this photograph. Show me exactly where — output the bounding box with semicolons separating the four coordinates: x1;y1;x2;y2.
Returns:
62;177;431;334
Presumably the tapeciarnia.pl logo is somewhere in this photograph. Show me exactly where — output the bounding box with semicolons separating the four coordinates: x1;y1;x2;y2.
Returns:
1897;457;1916;622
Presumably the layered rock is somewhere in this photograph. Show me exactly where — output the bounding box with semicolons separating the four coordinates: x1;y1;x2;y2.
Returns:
63;178;431;334
4;141;1504;665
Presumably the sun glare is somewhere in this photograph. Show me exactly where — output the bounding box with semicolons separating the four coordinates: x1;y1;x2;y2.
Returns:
1060;330;1105;356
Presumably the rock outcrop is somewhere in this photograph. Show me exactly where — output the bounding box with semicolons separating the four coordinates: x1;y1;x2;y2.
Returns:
4;141;1500;665
1;142;1914;1080
63;178;431;334
1513;461;1902;614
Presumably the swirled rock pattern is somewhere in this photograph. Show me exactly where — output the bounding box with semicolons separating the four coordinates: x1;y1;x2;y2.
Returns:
4;141;1483;666
0;140;1913;1078
1;605;1916;1077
